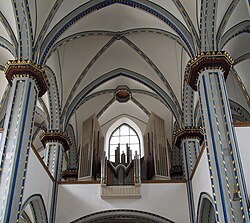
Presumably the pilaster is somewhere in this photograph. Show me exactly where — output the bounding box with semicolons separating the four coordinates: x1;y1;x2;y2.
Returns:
186;51;250;223
0;60;48;223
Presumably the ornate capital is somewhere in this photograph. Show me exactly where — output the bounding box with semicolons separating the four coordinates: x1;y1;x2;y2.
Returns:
173;126;204;147
4;60;48;97
185;51;233;91
61;169;78;181
40;130;71;151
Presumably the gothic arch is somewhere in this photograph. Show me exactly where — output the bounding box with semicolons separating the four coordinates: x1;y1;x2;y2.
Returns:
39;0;196;64
20;194;48;223
197;192;216;223
105;116;144;155
63;68;182;129
71;209;175;223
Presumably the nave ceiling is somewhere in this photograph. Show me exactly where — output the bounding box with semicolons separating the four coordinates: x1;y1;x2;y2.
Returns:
0;0;249;150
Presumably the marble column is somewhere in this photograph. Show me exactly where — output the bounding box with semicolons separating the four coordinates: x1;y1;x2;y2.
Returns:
186;51;250;223
0;60;48;223
174;127;204;223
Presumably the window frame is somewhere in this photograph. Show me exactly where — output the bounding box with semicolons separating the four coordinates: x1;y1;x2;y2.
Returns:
108;123;141;162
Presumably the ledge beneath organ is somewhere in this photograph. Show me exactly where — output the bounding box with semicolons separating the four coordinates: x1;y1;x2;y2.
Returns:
100;185;141;199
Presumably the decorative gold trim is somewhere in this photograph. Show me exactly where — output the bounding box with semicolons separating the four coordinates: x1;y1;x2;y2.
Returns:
61;169;78;180
185;51;233;91
173;126;204;147
40;130;71;151
4;60;48;97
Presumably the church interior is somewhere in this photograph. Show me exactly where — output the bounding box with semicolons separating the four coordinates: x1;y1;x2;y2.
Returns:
0;0;249;222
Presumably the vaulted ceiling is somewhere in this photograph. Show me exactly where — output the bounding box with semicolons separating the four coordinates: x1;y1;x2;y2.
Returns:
0;0;249;149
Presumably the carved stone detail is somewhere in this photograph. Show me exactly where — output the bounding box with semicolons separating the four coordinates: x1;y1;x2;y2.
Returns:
4;60;48;97
40;130;71;151
185;51;233;91
173;127;204;147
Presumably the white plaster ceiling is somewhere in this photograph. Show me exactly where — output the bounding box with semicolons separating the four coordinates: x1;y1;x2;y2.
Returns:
0;71;8;104
226;71;249;111
178;0;199;32
0;0;249;148
234;59;250;102
27;0;56;41
0;0;17;38
223;34;250;59
50;4;179;44
223;0;249;33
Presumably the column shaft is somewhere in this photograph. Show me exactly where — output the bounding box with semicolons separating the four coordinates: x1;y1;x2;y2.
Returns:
173;127;203;223
44;142;63;180
0;77;37;223
198;69;249;222
182;139;200;177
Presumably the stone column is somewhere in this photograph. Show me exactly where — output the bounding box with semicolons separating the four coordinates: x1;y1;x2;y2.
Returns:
0;60;48;223
174;127;204;179
62;126;79;181
40;130;71;223
186;51;250;223
174;127;204;223
40;130;71;180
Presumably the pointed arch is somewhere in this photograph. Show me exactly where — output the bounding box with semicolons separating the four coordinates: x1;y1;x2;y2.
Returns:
105;117;144;156
39;0;195;64
63;68;182;129
108;123;141;161
219;20;250;50
11;0;33;59
216;0;240;48
21;194;48;223
197;192;216;223
45;65;61;130
60;33;182;118
71;209;175;223
0;12;18;54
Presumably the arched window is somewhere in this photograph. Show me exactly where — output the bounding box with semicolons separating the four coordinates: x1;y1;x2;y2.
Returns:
109;124;140;162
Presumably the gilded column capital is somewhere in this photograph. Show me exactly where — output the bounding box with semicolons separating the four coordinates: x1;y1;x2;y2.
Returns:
173;126;204;147
61;169;78;181
185;51;233;91
4;60;48;97
40;130;71;151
